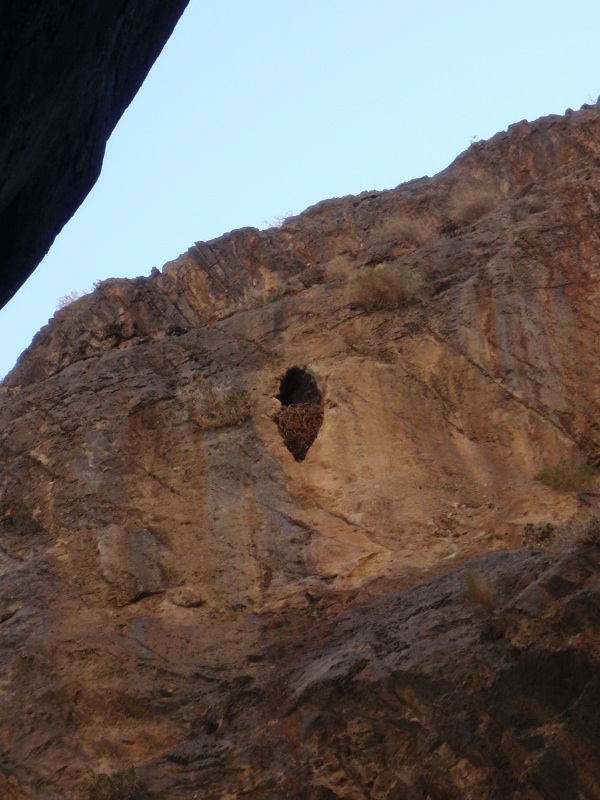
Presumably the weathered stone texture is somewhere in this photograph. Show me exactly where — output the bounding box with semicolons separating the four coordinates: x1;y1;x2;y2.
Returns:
1;102;600;797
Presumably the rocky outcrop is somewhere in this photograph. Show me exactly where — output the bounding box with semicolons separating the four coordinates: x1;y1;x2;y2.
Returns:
1;102;600;797
0;0;190;308
149;545;600;799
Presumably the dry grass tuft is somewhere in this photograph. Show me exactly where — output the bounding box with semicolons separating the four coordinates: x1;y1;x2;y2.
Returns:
394;217;435;248
274;403;324;462
534;460;598;492
464;570;495;613
351;264;425;312
449;187;498;227
56;289;85;310
186;383;251;430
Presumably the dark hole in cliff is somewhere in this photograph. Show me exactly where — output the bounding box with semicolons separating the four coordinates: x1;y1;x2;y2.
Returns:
274;367;324;462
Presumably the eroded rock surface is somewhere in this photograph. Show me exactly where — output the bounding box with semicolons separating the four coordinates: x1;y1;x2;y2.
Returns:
1;102;600;797
0;0;190;308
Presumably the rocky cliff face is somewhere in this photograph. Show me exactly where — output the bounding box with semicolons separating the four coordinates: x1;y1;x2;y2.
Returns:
1;102;600;798
0;0;189;308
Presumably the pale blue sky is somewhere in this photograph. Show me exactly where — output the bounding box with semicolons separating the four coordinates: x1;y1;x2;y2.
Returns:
1;0;599;378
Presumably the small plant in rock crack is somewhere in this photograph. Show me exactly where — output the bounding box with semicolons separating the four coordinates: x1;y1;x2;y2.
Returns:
464;570;495;613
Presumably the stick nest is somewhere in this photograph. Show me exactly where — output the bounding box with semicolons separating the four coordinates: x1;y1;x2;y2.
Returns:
274;403;324;462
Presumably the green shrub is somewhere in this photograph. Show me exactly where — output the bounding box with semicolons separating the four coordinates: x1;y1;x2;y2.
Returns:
351;263;425;311
534;460;598;491
77;768;143;800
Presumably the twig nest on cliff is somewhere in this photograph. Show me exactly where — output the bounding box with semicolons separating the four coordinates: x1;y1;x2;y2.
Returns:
274;367;324;461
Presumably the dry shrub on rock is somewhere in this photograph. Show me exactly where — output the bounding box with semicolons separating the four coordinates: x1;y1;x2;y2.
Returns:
394;217;435;247
351;263;425;311
56;289;84;310
186;382;251;430
449;186;498;226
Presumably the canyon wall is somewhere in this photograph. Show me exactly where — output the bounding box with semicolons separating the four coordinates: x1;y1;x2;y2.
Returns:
1;102;600;797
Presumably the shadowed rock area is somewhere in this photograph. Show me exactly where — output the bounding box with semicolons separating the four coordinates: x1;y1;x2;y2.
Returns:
0;0;190;308
1;102;600;797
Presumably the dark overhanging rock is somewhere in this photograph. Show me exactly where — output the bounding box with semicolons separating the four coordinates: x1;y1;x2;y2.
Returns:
0;0;190;310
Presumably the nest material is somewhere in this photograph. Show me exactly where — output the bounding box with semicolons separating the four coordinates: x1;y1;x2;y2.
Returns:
274;403;324;462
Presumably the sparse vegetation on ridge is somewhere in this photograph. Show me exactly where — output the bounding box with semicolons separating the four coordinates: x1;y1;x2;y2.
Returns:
263;211;294;229
55;280;104;312
56;289;85;310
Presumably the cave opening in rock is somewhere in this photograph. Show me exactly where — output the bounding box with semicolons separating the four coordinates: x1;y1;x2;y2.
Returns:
274;367;324;462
